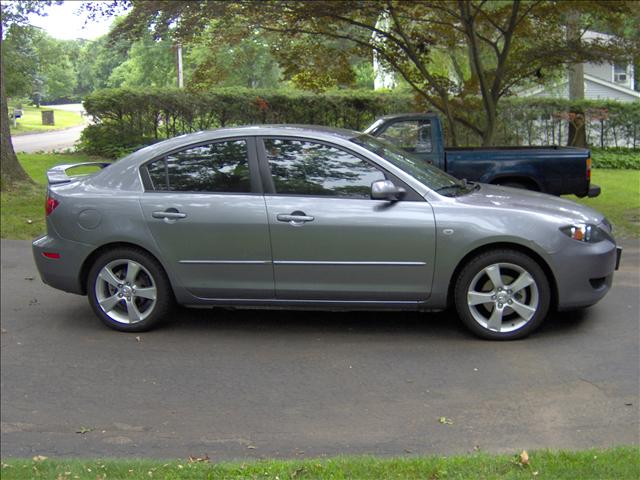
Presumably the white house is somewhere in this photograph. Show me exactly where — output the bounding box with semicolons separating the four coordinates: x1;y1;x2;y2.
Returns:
523;31;640;102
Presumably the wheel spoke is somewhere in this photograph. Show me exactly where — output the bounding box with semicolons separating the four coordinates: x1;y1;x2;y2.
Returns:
484;265;504;289
99;267;121;288
134;286;156;301
99;294;121;313
125;261;141;284
510;299;536;321
468;291;494;306
487;305;504;331
507;272;534;295
125;298;142;323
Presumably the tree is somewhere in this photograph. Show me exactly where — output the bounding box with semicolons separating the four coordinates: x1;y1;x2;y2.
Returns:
90;0;638;146
1;1;60;188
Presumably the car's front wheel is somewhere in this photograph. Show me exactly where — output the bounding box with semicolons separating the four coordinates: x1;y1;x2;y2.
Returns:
454;249;550;340
87;248;173;332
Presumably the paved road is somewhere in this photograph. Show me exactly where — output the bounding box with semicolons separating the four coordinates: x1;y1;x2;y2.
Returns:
12;105;87;153
12;123;87;154
1;239;638;459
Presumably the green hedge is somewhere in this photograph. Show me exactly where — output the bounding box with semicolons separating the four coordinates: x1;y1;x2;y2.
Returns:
590;148;640;169
80;88;416;157
80;88;640;159
492;98;640;150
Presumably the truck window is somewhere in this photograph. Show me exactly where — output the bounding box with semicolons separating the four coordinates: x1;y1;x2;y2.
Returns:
379;120;432;153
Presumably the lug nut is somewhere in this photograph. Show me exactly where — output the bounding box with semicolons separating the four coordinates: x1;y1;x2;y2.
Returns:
498;303;503;308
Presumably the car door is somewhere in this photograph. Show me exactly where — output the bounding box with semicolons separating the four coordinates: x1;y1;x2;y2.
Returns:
138;137;273;299
258;136;436;302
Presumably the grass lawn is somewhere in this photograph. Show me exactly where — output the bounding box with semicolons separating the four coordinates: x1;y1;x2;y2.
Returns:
8;105;85;135
1;153;638;240
1;447;639;479
0;153;107;240
568;169;640;239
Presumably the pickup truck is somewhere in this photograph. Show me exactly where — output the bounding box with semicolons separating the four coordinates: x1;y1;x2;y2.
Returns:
364;113;600;197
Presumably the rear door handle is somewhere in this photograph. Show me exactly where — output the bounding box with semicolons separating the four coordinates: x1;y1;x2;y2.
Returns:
277;211;314;225
152;209;187;220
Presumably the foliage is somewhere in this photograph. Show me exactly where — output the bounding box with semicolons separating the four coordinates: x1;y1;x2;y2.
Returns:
79;87;640;157
453;97;640;149
590;148;640;169
1;447;639;479
98;0;639;147
187;30;282;90
2;24;79;103
79;87;416;157
1;0;61;189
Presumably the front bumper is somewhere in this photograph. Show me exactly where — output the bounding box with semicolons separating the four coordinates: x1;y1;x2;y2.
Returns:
32;235;94;295
554;238;619;310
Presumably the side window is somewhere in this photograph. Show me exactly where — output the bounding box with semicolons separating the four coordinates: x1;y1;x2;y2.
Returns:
264;138;385;198
379;120;432;153
145;140;251;193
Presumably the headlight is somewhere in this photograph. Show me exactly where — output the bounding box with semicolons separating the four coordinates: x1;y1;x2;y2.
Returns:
560;224;608;243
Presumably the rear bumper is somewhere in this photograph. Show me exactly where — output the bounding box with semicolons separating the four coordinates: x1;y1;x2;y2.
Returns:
32;235;93;295
587;184;601;197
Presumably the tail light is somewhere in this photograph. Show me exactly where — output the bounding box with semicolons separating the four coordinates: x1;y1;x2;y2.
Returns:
586;157;592;182
45;194;59;216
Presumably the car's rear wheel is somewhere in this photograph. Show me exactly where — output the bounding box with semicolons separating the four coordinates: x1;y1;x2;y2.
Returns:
87;248;173;332
454;250;550;340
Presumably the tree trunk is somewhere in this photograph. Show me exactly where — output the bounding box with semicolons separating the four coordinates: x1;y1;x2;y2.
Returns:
566;10;587;148
481;107;497;146
1;26;32;189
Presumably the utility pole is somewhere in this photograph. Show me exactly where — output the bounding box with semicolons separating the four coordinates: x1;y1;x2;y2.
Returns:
176;43;184;88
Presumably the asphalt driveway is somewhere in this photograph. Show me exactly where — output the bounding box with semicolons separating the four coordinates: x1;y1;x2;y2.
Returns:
1;238;638;459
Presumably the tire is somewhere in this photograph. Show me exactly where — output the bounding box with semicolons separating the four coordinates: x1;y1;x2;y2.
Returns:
454;249;550;340
87;247;173;332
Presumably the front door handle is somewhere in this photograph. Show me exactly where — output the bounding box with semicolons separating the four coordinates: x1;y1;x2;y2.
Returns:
277;211;315;225
152;208;187;220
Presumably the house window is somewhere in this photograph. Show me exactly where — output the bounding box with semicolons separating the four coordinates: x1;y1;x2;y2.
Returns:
614;64;628;84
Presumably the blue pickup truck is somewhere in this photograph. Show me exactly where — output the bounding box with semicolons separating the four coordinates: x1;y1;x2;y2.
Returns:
365;113;600;197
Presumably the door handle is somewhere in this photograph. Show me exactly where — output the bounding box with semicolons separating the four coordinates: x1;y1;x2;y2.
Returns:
152;209;187;220
277;211;314;225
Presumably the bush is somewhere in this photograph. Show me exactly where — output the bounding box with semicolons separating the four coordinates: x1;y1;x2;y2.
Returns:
80;87;640;158
590;148;640;170
80;87;417;158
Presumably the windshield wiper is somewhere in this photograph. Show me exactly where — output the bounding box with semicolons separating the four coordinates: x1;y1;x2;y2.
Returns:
434;184;466;195
435;180;477;197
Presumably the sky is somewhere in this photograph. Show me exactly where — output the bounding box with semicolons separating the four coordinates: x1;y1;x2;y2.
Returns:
27;0;116;40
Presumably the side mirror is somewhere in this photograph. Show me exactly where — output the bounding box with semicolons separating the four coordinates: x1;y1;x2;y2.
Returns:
371;179;406;201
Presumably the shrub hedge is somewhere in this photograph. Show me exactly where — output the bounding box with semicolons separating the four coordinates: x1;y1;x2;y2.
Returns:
80;87;640;163
590;148;640;170
80;88;416;157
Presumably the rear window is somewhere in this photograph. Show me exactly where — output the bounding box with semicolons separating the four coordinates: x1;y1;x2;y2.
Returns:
145;140;251;193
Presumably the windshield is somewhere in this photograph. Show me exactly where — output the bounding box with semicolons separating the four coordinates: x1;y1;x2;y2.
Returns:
351;134;474;196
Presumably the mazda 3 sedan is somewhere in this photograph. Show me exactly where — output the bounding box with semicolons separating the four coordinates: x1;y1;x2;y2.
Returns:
33;126;621;339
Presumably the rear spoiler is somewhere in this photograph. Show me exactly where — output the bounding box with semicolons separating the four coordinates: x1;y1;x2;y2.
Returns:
46;162;112;185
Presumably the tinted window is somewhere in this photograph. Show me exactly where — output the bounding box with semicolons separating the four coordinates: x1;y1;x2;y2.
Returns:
264;138;385;198
146;140;251;193
380;120;432;153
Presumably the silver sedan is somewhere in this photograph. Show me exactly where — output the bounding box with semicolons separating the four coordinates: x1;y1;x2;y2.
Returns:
32;126;621;340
